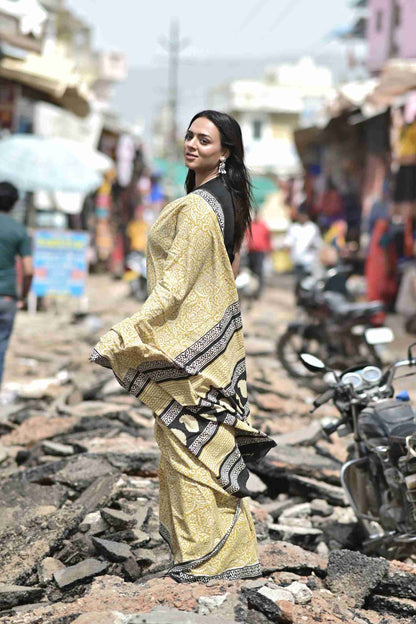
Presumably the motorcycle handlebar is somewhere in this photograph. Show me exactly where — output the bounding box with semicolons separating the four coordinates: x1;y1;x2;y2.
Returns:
380;358;416;387
322;415;349;437
313;388;335;408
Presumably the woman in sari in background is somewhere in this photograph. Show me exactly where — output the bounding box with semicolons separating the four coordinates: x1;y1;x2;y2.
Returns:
91;110;275;582
365;195;398;324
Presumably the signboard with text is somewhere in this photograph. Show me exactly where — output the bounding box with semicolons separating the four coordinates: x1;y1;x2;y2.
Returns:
32;230;89;298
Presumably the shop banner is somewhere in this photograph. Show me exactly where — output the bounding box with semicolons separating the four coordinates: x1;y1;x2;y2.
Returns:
32;230;89;297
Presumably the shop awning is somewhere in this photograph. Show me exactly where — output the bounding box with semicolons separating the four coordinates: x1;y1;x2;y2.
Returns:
368;59;416;106
0;53;90;117
294;126;322;166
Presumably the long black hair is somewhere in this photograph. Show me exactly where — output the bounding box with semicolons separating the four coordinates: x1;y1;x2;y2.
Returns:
184;110;253;251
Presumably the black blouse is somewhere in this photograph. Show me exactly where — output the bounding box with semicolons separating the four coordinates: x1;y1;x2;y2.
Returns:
194;177;236;265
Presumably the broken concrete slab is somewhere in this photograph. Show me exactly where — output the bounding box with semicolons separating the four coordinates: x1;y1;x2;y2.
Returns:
257;584;294;604
244;589;288;623
310;498;333;517
367;594;416;618
125;606;235;623
268;523;323;548
0;584;43;609
132;548;158;568
325;549;389;608
376;567;416;601
59;401;130;419
244;337;275;357
265;445;340;481
122;557;143;581
272;422;322;447
279;502;312;521
54;456;118;491
92;537;132;562
76;474;121;514
79;511;108;535
246;472;268;494
37;557;66;585
0;480;68;529
254;392;285;412
259;541;327;576
285;581;313;605
53;558;108;589
41;441;75;456
0;504;85;585
106;528;151;547
70;611;126;624
288;474;347;506
0;443;9;464
1;414;78;447
100;507;137;529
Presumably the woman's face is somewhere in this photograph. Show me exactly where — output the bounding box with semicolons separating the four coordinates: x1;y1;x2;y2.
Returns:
184;117;228;174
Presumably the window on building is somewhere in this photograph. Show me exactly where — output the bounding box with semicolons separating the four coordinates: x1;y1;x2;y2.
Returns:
253;120;263;140
394;3;401;27
376;10;383;32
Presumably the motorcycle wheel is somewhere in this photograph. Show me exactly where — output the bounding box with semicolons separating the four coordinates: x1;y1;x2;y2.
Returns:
344;449;412;559
276;329;327;380
343;449;387;552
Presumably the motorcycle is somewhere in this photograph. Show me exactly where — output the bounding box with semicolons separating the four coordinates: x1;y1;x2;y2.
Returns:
277;266;392;380
300;336;416;558
123;251;147;301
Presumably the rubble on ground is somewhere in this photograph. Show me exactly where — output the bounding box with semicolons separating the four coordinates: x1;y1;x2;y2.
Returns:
1;277;416;623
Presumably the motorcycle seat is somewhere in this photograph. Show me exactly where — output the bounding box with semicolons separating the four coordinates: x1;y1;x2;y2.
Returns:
389;421;416;440
324;294;384;319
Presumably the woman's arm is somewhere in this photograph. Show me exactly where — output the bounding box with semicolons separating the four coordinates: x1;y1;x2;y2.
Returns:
232;251;241;278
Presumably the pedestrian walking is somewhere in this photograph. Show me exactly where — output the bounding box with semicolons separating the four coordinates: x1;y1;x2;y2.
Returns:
0;182;33;388
246;210;272;299
284;203;322;285
91;110;275;582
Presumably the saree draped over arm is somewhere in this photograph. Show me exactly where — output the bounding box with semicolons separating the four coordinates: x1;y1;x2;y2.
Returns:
91;188;276;582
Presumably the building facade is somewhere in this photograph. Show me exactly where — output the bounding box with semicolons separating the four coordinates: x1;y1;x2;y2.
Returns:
367;0;416;73
210;57;333;176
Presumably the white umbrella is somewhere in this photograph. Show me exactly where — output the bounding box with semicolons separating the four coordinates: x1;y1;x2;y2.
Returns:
0;135;108;193
48;137;115;174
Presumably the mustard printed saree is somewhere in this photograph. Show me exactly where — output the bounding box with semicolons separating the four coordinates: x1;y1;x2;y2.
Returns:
91;186;276;582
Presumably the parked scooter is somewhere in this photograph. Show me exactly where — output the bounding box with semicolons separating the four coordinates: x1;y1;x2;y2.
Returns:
123;251;147;301
277;266;392;380
300;335;416;558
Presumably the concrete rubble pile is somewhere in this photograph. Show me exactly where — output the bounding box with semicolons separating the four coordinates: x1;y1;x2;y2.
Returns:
1;283;416;623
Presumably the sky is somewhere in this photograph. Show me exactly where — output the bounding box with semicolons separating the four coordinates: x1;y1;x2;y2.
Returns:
67;0;354;67
66;0;357;136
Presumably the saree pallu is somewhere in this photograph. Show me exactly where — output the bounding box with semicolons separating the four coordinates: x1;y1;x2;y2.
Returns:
91;189;275;581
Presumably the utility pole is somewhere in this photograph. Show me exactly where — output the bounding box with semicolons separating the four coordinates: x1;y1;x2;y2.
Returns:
160;19;189;161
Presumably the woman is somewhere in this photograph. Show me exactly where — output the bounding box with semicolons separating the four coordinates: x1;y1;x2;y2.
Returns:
365;196;398;325
91;110;275;582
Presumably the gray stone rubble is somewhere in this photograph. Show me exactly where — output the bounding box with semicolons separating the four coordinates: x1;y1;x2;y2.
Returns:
0;276;415;623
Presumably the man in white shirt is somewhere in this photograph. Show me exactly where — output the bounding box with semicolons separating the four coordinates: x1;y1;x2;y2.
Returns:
284;205;322;283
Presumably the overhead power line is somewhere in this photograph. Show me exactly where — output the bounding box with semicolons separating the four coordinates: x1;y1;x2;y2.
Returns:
269;0;303;31
240;0;273;30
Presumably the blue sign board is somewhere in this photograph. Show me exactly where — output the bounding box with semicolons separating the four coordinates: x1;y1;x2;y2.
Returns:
32;230;89;297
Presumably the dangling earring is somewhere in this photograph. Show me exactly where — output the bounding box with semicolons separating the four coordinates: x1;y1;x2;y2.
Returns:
218;157;226;175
